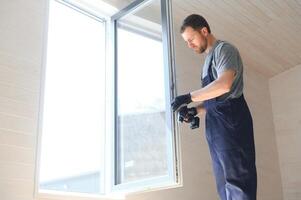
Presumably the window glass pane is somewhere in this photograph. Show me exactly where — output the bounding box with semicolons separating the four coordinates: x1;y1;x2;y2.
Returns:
116;0;170;184
39;0;105;194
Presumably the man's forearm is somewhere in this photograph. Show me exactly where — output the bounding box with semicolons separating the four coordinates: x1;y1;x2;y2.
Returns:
190;78;230;102
190;69;235;102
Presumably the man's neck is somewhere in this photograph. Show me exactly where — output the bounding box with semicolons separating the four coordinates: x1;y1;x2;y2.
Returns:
205;35;217;54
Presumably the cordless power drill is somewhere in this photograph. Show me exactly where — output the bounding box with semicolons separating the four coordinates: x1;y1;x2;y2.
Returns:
177;105;200;129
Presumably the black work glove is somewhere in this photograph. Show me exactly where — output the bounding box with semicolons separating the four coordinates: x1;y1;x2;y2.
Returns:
171;93;192;112
178;106;197;123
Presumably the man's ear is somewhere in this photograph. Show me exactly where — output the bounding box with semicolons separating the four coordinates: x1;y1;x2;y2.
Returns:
200;27;209;36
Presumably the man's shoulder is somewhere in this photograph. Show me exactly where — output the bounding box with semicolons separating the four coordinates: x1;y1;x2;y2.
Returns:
214;40;239;58
215;40;237;53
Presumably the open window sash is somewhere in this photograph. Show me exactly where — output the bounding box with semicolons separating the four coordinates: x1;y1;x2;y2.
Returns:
110;0;181;194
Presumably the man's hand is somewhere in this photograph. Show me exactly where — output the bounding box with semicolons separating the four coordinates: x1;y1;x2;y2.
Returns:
178;106;197;123
171;93;192;112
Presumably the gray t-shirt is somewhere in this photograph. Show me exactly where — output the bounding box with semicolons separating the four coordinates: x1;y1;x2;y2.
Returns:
201;40;244;100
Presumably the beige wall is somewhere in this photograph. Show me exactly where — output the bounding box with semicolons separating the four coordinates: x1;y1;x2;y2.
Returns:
0;0;47;200
0;0;284;200
269;64;301;200
244;67;283;200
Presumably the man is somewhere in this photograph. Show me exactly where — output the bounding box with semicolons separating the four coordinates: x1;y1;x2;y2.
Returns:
171;14;257;200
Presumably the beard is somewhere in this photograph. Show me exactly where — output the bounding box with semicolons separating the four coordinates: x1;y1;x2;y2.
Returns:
199;37;208;54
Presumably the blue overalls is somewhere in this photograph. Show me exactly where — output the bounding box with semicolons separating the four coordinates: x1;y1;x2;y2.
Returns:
202;54;257;200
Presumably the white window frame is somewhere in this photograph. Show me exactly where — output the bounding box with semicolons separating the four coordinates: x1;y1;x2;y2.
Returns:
110;0;182;194
35;0;182;199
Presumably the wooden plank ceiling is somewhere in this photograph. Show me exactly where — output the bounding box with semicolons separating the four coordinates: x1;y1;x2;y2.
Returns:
172;0;301;78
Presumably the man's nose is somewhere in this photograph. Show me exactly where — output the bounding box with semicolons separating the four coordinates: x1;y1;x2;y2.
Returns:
187;42;194;49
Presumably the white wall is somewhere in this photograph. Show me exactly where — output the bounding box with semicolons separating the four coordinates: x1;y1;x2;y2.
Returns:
0;1;284;200
269;64;301;200
244;66;283;200
0;0;47;200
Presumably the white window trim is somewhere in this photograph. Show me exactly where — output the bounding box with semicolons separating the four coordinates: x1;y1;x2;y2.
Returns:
34;0;112;199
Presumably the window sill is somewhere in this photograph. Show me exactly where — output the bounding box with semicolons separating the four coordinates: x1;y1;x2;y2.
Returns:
35;182;182;200
119;182;183;196
35;190;125;200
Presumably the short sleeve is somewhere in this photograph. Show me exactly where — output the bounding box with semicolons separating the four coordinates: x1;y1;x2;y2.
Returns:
214;43;240;76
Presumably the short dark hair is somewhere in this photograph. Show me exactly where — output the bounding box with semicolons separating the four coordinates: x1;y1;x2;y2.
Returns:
180;14;211;34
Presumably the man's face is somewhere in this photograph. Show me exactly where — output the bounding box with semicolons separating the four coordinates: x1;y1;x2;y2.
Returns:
181;26;208;54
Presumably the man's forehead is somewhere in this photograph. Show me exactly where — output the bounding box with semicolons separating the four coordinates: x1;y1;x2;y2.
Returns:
181;27;197;39
183;27;195;34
